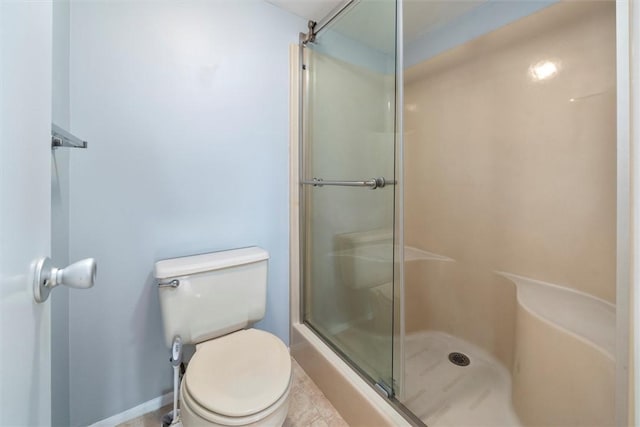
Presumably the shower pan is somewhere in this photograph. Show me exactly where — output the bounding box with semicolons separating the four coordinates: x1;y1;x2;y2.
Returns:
290;0;629;426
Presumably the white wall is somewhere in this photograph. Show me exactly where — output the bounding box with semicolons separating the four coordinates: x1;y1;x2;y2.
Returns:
0;1;52;425
67;2;305;425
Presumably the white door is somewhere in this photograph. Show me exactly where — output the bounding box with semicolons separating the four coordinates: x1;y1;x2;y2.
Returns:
0;1;53;425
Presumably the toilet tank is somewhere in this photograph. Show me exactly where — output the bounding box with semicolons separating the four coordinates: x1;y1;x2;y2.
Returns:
155;247;269;347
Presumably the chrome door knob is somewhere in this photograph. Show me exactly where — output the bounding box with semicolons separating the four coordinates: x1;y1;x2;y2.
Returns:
33;257;97;303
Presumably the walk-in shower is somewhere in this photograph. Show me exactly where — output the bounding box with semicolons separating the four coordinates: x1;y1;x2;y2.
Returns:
292;0;627;425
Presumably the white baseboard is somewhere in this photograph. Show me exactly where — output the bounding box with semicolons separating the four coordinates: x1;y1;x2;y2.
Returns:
88;392;174;427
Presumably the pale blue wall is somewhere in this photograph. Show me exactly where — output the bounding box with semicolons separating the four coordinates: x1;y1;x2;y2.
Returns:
67;2;305;425
313;29;394;74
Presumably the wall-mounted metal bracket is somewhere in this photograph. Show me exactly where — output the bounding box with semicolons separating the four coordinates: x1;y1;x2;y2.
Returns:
51;123;88;149
299;0;357;45
300;20;317;45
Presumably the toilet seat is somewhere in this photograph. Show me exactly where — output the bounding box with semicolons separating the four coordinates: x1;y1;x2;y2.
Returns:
181;376;291;426
182;329;291;424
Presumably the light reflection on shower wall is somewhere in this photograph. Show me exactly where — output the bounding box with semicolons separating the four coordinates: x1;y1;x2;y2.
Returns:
403;2;616;425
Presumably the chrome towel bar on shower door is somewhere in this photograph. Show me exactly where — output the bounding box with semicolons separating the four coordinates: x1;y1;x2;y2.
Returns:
301;177;393;190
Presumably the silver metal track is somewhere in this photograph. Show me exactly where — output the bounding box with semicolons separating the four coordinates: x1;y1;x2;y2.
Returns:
313;0;358;38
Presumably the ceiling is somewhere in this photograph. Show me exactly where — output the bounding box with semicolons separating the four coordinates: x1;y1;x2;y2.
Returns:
266;0;486;52
265;0;343;24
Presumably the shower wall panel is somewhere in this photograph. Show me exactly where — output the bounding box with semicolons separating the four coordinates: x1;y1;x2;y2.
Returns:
403;2;616;424
404;0;615;359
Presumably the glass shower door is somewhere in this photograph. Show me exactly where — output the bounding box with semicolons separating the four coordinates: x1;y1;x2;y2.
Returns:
301;0;398;391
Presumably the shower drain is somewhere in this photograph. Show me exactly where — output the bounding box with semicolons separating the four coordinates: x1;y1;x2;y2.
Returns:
448;352;470;367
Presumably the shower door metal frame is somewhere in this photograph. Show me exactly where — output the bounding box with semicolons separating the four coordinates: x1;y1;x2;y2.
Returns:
296;4;397;393
615;1;633;425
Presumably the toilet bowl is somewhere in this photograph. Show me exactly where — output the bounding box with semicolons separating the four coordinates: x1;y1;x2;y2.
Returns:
155;247;292;427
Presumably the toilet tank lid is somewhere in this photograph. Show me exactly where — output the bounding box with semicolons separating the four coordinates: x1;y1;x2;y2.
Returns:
154;246;269;279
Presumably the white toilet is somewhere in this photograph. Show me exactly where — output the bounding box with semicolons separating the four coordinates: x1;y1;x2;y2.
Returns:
155;247;292;427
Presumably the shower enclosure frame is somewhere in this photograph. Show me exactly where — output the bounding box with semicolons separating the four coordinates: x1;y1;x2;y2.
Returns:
289;0;415;422
292;0;418;423
289;0;636;425
297;5;401;395
290;42;410;427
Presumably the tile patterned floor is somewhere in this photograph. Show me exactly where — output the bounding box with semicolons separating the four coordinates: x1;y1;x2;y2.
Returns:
118;359;348;427
284;360;349;427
